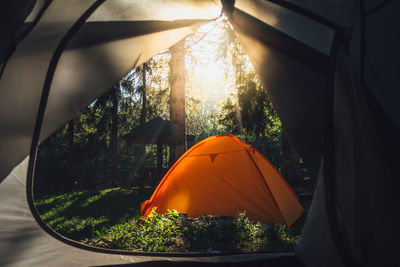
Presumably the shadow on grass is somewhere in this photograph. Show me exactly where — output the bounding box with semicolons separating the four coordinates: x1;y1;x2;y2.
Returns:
34;187;153;240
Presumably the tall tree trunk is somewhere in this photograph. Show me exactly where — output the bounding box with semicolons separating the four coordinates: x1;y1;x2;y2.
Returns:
140;63;147;126
67;120;75;190
169;39;187;164
281;128;304;187
111;85;119;183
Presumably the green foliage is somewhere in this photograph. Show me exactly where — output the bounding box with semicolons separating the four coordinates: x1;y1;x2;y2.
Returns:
179;215;236;251
35;189;303;253
218;98;242;135
86;209;185;252
234;212;269;251
87;210;301;253
35;188;152;239
35;55;172;192
35;124;70;185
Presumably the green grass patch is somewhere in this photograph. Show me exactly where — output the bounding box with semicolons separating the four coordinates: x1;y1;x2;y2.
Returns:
35;188;304;253
35;187;152;240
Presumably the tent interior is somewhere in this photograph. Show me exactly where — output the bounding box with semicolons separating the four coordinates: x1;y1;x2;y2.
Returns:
0;0;399;266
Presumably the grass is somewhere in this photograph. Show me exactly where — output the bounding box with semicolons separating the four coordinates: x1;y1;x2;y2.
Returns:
34;188;304;253
34;187;152;240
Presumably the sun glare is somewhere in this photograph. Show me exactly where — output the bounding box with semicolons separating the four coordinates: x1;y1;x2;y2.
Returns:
186;17;234;112
185;17;253;114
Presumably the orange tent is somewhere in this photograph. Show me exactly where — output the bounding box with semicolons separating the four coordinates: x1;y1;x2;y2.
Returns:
140;135;303;226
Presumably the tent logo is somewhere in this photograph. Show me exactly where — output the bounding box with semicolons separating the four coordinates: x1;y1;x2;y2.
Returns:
209;153;218;162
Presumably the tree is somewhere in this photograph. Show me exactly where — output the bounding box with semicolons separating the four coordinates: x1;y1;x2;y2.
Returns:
136;63;150;173
139;63;149;127
218;98;241;134
217;25;284;170
238;73;282;154
67;119;75;190
169;39;187;164
111;85;119;181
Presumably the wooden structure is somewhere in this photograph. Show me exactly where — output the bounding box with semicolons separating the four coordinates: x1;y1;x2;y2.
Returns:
123;117;194;184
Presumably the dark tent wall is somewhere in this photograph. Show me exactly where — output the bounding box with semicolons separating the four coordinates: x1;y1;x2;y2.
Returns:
225;3;340;265
0;0;399;266
227;1;399;266
230;0;331;185
363;1;400;130
0;0;36;66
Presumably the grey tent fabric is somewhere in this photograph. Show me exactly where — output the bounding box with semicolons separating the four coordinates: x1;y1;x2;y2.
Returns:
24;0;48;22
363;1;400;130
0;0;99;182
234;0;335;55
89;0;221;22
0;0;399;266
41;21;200;142
329;45;398;267
227;5;338;266
228;0;330;197
283;0;357;27
0;158;136;266
0;0;220;182
295;161;342;267
228;1;399;266
297;42;399;267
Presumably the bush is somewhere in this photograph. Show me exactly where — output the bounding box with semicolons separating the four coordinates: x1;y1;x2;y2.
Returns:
87;209;184;252
85;210;302;253
36;189;303;253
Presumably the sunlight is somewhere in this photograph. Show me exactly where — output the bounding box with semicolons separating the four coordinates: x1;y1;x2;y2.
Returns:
186;16;253;114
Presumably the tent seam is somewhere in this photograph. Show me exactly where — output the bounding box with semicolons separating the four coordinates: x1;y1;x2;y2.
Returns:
230;135;286;224
186;149;243;157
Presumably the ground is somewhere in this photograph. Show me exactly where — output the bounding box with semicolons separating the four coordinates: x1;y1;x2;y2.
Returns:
34;187;304;253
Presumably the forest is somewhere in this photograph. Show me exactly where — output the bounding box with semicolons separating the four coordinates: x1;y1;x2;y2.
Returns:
34;18;312;253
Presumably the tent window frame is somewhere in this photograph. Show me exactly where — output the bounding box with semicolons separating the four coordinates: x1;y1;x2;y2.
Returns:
23;0;352;261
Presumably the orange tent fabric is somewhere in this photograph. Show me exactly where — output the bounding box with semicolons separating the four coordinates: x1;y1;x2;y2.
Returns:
140;135;303;226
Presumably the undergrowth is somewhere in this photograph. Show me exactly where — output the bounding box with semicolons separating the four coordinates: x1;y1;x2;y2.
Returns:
35;188;303;253
85;210;301;252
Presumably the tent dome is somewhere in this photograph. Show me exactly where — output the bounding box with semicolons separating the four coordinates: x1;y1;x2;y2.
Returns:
141;134;303;226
